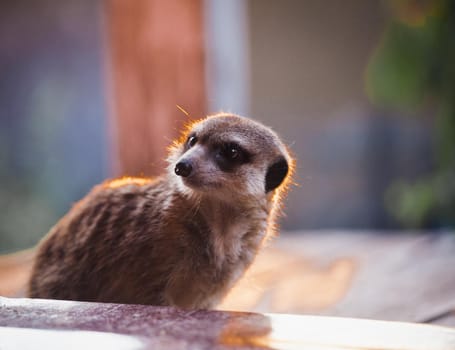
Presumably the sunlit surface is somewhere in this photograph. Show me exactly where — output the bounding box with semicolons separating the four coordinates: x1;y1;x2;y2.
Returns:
219;246;355;313
2;297;455;350
0;327;144;350
261;314;455;350
1;296;81;311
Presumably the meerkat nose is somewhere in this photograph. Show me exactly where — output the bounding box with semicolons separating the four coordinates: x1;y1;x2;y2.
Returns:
175;160;193;177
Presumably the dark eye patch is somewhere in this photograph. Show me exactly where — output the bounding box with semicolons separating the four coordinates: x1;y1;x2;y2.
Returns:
214;142;250;172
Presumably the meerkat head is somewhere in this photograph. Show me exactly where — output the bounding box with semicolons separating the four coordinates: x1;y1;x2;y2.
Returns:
168;113;293;202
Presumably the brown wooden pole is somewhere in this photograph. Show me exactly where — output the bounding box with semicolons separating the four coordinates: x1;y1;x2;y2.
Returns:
105;0;206;177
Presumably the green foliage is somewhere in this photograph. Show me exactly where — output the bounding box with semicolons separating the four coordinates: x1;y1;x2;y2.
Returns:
386;167;455;228
366;22;434;109
367;0;455;228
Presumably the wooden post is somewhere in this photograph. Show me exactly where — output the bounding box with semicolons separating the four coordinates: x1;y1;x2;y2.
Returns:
105;0;206;177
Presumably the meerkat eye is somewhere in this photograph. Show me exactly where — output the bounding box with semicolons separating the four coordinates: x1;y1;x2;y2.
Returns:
215;143;250;172
227;145;239;160
187;135;197;148
220;143;243;160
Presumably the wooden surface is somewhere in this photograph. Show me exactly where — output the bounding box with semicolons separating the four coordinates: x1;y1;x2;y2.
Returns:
1;231;454;327
0;249;34;297
219;231;455;327
2;297;455;350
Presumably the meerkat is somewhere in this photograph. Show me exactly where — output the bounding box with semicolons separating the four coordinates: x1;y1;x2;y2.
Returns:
27;113;293;309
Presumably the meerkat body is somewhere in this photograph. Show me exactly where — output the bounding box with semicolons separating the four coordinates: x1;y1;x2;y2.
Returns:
28;114;293;309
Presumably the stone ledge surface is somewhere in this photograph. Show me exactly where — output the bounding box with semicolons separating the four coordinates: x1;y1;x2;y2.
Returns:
2;297;455;350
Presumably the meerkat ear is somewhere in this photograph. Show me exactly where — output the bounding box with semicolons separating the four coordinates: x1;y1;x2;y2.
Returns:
265;157;289;193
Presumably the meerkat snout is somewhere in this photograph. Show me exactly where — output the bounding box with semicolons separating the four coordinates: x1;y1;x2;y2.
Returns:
174;160;193;177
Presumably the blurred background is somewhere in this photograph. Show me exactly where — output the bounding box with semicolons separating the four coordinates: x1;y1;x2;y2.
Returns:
0;0;454;253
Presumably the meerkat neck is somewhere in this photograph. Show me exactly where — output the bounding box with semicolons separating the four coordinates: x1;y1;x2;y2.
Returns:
195;191;267;216
199;195;269;236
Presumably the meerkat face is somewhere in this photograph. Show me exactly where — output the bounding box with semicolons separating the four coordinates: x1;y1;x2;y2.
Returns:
168;114;292;200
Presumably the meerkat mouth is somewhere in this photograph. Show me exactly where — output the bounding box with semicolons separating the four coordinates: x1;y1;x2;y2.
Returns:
180;175;222;191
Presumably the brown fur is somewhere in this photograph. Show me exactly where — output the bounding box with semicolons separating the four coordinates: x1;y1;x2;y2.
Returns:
27;113;293;309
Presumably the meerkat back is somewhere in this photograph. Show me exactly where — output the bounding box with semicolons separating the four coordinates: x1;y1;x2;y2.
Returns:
28;113;293;309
